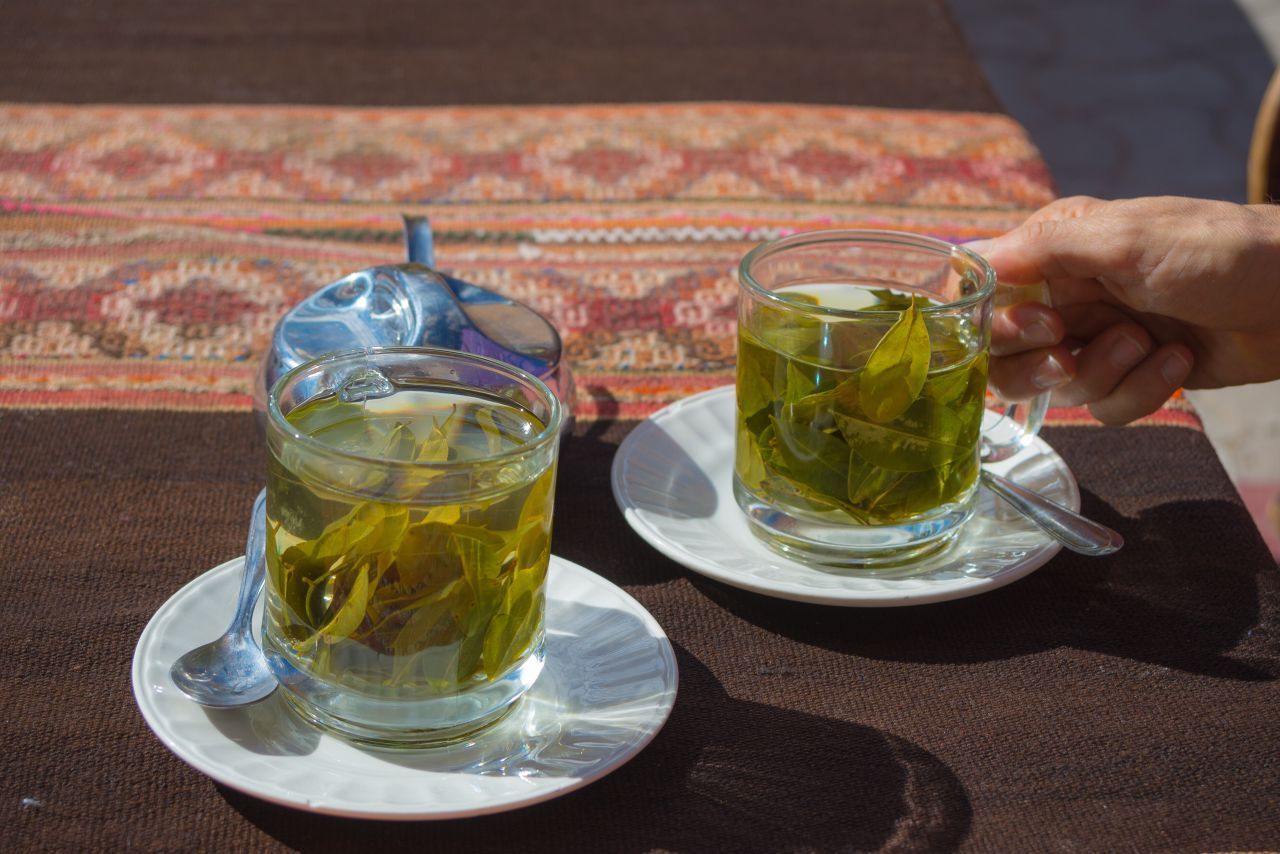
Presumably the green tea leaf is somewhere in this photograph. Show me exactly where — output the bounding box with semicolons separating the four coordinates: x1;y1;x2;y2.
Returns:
849;463;935;522
833;399;969;473
395;521;458;588
784;359;817;406
270;386;558;693
303;556;348;626
475;407;504;455
860;298;930;423
864;288;918;311
938;456;979;502
452;524;506;577
866;469;936;519
423;503;463;526
847;462;907;508
379;422;418;460
768;473;860;517
515;523;550;572
922;362;970;407
268;460;327;540
446;568;480;627
274;542;327;626
454;592;501;682
733;289;991;527
829;373;860;416
448;523;508;682
285;394;343;438
753;421;789;475
299;564;371;651
391;578;463;656
482;588;535;680
483;552;547;680
756;311;822;358
736;332;777;419
777;290;820;306
783;370;853;429
520;466;555;526
735;424;769;490
311;501;409;561
414;420;450;463
769;414;851;505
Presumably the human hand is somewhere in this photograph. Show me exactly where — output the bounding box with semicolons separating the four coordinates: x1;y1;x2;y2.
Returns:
974;195;1280;424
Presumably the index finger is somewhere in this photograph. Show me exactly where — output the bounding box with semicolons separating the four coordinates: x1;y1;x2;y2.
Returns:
974;197;1137;285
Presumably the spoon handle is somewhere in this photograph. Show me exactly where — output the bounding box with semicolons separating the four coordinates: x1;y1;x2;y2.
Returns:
227;489;267;638
980;470;1123;556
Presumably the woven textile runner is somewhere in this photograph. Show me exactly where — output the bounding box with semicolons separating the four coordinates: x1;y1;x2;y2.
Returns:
0;103;1199;427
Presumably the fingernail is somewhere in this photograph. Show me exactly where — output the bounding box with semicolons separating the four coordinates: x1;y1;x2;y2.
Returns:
1108;333;1148;369
1032;354;1070;389
1022;320;1057;347
1160;350;1193;386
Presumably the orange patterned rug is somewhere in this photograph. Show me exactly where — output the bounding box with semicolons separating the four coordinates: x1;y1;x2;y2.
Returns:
0;102;1197;427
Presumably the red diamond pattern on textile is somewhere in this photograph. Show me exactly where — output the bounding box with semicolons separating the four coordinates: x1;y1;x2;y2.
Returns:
88;147;182;182
321;151;415;183
0;150;57;174
559;147;653;184
777;144;878;179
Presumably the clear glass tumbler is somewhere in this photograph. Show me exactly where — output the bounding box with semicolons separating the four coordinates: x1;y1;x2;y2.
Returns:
734;230;1049;569
263;347;562;747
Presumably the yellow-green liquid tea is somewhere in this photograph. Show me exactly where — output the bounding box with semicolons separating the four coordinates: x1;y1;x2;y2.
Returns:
735;285;987;526
265;384;554;702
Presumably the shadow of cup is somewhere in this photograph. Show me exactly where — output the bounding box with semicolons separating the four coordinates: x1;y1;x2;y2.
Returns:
203;692;321;757
613;419;719;520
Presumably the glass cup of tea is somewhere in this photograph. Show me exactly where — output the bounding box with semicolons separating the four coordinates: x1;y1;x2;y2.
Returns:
262;347;562;748
734;229;1050;569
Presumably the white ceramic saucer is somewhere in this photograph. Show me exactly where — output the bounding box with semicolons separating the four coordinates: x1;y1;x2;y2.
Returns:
133;555;677;820
611;385;1078;607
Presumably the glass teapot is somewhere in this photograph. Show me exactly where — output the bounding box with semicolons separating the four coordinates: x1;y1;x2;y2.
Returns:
253;216;574;429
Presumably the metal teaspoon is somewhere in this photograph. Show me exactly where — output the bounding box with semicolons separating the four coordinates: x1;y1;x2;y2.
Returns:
169;490;278;706
980;469;1124;556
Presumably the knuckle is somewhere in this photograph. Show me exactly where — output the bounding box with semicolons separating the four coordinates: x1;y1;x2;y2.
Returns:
1054;195;1104;216
1111;321;1152;349
1099;216;1145;263
1049;380;1088;408
1020;217;1060;246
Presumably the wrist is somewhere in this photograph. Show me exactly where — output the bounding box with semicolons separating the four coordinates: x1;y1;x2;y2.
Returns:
1243;203;1280;252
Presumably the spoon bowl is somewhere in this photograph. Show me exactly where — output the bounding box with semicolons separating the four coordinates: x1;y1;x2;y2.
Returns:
169;490;278;707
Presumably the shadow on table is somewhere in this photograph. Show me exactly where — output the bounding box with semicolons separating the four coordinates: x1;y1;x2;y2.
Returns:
549;410;707;587
218;646;973;852
700;496;1279;682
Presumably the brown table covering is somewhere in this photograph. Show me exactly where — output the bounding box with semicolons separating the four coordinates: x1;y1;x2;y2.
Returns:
0;3;1274;845
0;0;999;112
